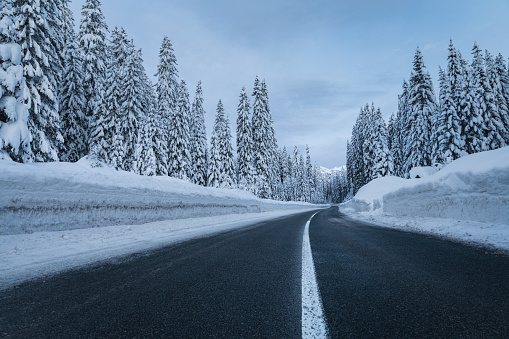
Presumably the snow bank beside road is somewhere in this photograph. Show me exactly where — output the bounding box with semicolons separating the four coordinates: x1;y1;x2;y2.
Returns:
341;147;509;250
0;158;314;235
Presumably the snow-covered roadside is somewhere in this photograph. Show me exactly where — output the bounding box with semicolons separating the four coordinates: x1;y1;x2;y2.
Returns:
0;158;316;235
340;147;509;252
0;209;317;290
340;207;509;252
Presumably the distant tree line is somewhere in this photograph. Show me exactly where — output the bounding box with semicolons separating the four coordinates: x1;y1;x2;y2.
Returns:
347;41;509;196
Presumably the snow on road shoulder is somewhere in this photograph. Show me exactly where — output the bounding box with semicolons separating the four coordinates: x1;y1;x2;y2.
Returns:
340;147;509;251
343;208;509;252
0;209;315;290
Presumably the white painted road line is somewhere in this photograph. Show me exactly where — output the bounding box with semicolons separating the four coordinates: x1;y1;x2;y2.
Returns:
302;211;328;339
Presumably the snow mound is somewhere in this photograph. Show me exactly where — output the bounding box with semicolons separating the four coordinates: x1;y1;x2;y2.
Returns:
341;147;509;250
409;166;438;179
0;159;316;235
343;147;509;224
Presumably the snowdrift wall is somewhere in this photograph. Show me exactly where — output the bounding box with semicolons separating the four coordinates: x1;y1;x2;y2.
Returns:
342;147;509;225
0;159;314;235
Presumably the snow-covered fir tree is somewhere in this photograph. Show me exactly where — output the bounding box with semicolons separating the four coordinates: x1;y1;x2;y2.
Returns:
493;53;509;138
485;50;509;147
59;31;86;162
435;65;463;164
280;146;292;201
79;0;108;152
236;86;254;191
305;145;314;202
433;42;466;164
260;79;279;199
0;0;30;162
368;107;393;178
156;36;179;174
346;140;353;194
361;103;375;180
251;77;272;198
135;105;157;176
209;100;235;188
109;127;124;169
13;0;62;162
134;61;158;176
349;105;368;192
460;58;483;154
470;43;504;151
91;27;131;167
406;48;437;170
189;81;208;185
167;79;191;180
388;111;404;178
119;48;146;172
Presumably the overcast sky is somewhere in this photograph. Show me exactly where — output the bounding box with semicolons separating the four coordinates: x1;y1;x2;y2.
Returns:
70;0;509;168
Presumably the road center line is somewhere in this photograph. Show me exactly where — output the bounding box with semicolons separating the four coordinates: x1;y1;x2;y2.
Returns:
302;211;328;338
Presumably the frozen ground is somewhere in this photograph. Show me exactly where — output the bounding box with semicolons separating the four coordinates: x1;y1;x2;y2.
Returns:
341;147;509;251
0;158;319;289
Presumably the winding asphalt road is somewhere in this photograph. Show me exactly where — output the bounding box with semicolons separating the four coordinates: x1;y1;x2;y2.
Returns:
1;207;508;338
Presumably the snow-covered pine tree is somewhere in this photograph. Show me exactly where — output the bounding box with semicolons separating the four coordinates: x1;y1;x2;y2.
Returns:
291;146;303;201
260;79;280;199
280;146;292;201
362;103;376;181
189;81;208;185
134;66;158;175
208;131;219;188
98;27;131;167
79;0;108;153
156;37;179;174
209;100;235;188
435;42;466;164
349;106;366;193
346;140;353;194
13;0;62;162
44;0;65;104
136;106;157;176
109;127;124;169
217;100;235;188
305;145;314;202
459;57;483;154
405;48;437;171
471;43;505;151
298;153;306;202
119;48;146;172
236;86;254;191
59;31;86;162
493;53;509;139
447;40;464;120
369;107;393;178
436;65;464;164
251;76;271;198
395;80;411;176
0;1;30;162
312;161;324;202
88;90;108;164
388;111;404;177
61;0;74;47
485;50;509;146
167;79;191;180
